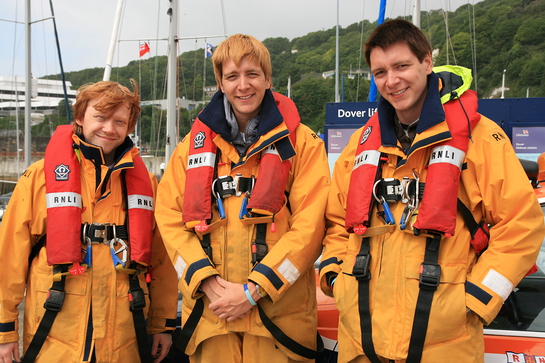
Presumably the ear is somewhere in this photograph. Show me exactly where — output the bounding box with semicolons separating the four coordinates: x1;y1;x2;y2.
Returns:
424;54;433;74
75;118;84;127
266;77;271;89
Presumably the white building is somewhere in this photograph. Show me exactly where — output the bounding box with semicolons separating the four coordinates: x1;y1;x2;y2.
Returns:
0;76;77;118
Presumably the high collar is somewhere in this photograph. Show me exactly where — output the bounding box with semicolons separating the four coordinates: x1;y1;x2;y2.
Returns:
378;72;445;147
74;133;134;168
198;89;283;142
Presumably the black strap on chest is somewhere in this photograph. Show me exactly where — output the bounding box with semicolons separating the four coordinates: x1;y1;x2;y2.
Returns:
22;265;68;363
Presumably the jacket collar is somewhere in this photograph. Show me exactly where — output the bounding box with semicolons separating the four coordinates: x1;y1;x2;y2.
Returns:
74;134;135;168
198;89;283;142
378;72;445;148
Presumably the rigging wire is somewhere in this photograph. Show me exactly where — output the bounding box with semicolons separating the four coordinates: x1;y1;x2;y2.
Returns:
355;1;366;102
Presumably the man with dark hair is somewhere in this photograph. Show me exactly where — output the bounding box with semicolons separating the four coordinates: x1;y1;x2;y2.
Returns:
0;80;177;363
320;19;544;363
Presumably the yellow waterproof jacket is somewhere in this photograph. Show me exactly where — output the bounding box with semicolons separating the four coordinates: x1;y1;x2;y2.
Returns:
320;71;545;362
0;134;178;363
156;90;330;360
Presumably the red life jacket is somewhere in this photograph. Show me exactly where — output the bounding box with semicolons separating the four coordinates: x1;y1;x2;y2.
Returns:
44;125;154;267
345;90;480;236
182;92;299;230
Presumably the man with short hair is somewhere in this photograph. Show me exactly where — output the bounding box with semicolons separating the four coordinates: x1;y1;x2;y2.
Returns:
320;19;545;363
0;80;177;363
156;34;330;362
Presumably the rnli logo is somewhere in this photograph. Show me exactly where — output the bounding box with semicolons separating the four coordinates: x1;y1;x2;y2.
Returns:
54;164;70;181
361;126;372;145
194;131;206;149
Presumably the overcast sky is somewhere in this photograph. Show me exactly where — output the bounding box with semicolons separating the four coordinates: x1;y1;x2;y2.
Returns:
1;0;481;80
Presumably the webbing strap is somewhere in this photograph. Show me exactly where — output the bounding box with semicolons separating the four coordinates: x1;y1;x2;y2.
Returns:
201;234;212;261
128;273;153;363
252;224;268;264
176;298;204;353
257;304;323;359
406;234;442;363
22;265;68;363
355;237;381;363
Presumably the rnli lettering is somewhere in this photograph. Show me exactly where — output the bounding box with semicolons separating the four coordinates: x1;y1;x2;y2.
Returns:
187;152;216;170
128;194;154;211
428;145;465;169
46;192;82;209
492;132;506;142
55;195;77;204
353;150;381;171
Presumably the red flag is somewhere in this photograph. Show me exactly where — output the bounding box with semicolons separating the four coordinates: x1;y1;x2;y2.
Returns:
139;42;150;57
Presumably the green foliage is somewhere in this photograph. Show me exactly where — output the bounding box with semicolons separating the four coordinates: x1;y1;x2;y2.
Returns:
41;0;545;136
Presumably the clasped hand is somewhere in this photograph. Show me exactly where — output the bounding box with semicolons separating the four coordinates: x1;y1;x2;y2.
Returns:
201;276;258;322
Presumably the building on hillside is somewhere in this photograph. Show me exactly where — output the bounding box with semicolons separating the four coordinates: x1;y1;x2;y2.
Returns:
322;68;372;80
0;77;77;118
140;97;207;111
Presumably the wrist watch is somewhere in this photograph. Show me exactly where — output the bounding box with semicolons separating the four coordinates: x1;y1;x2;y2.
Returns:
255;284;268;298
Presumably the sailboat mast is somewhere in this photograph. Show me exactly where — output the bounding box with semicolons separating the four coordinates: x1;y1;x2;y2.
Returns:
413;0;421;28
24;0;31;168
103;0;125;81
164;0;179;165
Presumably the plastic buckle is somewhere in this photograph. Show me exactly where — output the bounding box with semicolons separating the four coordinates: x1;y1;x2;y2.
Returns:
377;178;403;203
215;175;237;198
353;254;371;280
129;288;146;311
419;262;441;290
44;289;65;312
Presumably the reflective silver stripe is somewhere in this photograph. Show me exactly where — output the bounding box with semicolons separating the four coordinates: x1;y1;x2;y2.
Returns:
127;194;154;211
187;152;216;170
353;150;381;171
174;255;187;280
482;269;513;301
278;257;300;285
428;145;465;169
46;192;82;208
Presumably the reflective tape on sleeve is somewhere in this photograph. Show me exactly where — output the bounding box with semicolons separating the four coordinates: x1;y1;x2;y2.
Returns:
46;192;82;208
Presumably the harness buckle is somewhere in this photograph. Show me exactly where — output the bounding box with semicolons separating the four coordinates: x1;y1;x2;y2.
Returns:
44;289;65;312
353;253;371;280
129;287;146;311
214;175;237;198
419;262;441;290
376;178;403;203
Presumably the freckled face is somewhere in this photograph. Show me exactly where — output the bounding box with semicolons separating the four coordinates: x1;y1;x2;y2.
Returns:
75;99;130;164
370;42;433;124
220;56;271;126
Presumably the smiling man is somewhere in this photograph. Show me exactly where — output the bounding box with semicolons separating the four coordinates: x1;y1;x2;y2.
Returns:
0;80;177;363
156;34;330;362
319;19;545;363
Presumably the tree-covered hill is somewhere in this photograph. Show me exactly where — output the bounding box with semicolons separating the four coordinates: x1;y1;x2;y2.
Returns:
40;0;545;140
